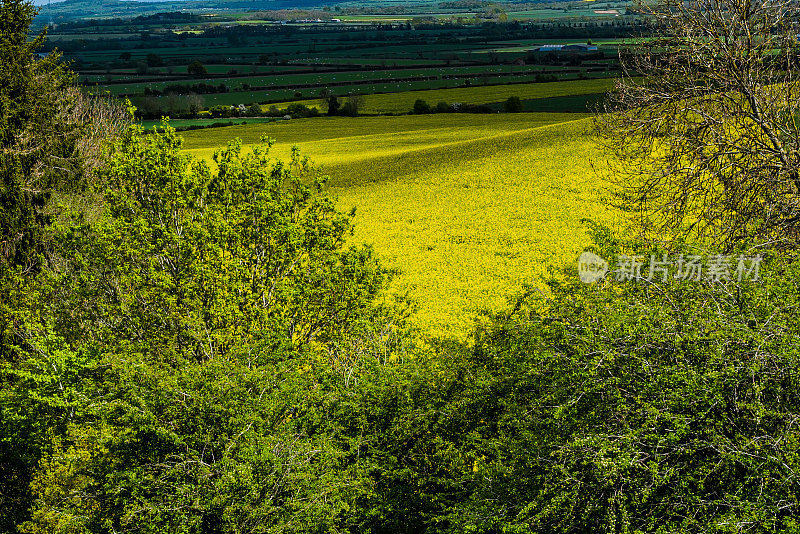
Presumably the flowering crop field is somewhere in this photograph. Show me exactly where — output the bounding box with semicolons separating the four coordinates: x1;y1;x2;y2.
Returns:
182;112;619;338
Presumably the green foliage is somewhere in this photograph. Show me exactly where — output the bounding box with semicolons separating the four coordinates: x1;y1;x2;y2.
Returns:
0;0;78;268
326;95;340;116
188;60;207;76
3;120;409;531
0;320;94;533
413;99;432;114
423;236;800;533
5;3;800;529
49;123;392;362
340;95;364;117
0;1;97;527
209;104;234;118
28;217;798;533
6;103;800;534
145;53;163;67
285;102;319;118
18;329;426;533
21;355;360;532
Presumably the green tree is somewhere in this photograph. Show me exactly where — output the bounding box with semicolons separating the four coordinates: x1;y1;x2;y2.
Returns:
286;102;313;117
340;94;364;117
187;59;207;76
413;99;431;114
423;229;800;533
326;94;340;116
18;122;411;532
48;123;393;364
145;52;163;67
0;0;78;268
435;101;451;113
0;3;129;529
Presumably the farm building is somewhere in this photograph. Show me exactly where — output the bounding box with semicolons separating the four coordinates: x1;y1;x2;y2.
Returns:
537;44;564;52
534;43;598;53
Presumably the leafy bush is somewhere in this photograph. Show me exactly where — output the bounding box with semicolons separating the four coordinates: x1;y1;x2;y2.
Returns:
285;102;319;118
208;105;226;118
421;231;800;533
187;60;207;76
413;99;432;114
340;95;364;117
326;94;340;115
12;123;409;532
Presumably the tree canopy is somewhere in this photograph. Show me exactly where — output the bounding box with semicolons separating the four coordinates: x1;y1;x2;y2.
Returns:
597;0;800;249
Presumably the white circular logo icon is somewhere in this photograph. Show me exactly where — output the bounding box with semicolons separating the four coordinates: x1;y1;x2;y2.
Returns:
578;251;608;283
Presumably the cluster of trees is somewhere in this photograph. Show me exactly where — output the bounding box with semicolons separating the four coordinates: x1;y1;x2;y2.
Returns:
206;103;265;118
411;98;491;114
323;93;364;116
410;96;522;115
5;0;800;531
280;102;322;117
137;100;326;121
134;93;206;119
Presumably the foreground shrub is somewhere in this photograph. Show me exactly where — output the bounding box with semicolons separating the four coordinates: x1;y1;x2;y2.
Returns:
431;235;800;533
7;123;411;531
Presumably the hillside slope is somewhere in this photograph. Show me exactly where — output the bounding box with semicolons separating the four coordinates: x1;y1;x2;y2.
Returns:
182;113;619;336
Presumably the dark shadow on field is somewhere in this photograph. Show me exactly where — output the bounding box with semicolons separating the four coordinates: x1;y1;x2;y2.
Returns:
521;92;607;113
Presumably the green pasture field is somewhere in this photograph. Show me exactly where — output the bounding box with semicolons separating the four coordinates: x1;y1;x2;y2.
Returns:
123;72;604;108
472;41;611;54
181;112;619;337
71;38;530;69
69;43;314;63
296;58;451;66
100;64;560;95
79;65;317;85
265;77;618;114
504;8;622;19
47;33;139;40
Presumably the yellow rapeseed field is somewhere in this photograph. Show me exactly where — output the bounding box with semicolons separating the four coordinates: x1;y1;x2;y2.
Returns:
182;113;619;338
